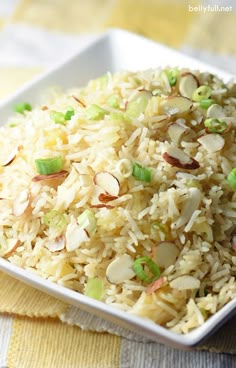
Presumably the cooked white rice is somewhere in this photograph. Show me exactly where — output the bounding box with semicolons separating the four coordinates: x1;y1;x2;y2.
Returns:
1;68;236;334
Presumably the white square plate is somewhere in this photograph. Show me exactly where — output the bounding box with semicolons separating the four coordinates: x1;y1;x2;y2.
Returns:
0;29;235;349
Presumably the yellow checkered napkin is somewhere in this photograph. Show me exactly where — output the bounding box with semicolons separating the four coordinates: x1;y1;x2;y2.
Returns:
0;0;236;367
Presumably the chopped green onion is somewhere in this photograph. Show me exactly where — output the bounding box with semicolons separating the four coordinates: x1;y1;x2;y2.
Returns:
200;99;215;109
8;122;18;128
85;104;107;120
133;256;161;284
64;108;75;121
35;156;63;175
43;210;67;231
132;163;152;183
78;209;97;236
84;278;103;300
50;111;65;125
107;95;120;108
165;69;179;87
124;93;150;121
204;118;228;133
110;112;124;121
14;102;32;114
227;168;236;190
192;85;212;102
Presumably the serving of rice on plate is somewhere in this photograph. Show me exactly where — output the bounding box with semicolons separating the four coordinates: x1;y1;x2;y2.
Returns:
1;67;236;334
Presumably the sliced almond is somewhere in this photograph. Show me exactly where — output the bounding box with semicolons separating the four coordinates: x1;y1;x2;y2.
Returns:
207;104;225;119
146;277;164;295
179;73;199;99
197;134;225;153
72;95;86;107
106;254;135;284
160;96;193;115
98;193;118;203
3;239;21;257
47;236;65;252
170;275;200;290
153;242;179;269
1;146;22;167
94;172;120;197
12;189;30;216
65;222;89;252
32;170;69;182
172;187;202;229
162;147;200;170
167;123;187;146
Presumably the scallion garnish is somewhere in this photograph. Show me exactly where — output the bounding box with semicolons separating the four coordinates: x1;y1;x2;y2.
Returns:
64;108;75;121
132;163;152;182
78;209;97;236
200;99;215;109
204;118;228;134
35;156;63;175
192;85;212;102
85;104;107;120
165;69;179;87
107;95;120;108
227;168;236;190
43;210;67;231
133;256;161;284
84;278;103;300
14;102;32;114
50;111;65;125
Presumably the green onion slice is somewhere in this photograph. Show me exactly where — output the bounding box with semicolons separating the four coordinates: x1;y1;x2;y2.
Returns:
107;95;120;108
14;102;32;114
77;209;97;236
85;104;107;120
84;278;103;300
165;69;179;87
132;163;151;183
35;156;63;175
133;256;161;284
43;210;67;231
200;99;215;109
192;85;212;102
50;111;65;125
204;118;228;134
124;92;150;121
227;168;236;190
64;108;75;121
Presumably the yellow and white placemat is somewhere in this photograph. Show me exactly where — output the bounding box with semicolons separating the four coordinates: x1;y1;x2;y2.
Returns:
0;1;236;367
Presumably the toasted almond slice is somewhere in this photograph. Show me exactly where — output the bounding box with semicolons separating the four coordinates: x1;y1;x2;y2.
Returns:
172;187;202;229
197;134;225;153
32;170;69;182
170;275;200;290
162;147;200;170
179;73;199;99
47;236;65;252
106;254;135;284
146;277;164;295
167;123;187;146
1;146;22;167
3;239;21;257
13;189;30;216
153;242;179;269
65;222;89;252
98;193;118;203
72;95;86;107
94;172;120;196
207;104;225;119
160;96;193;115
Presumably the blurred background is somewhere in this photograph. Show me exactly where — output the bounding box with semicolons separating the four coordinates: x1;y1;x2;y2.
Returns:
0;0;235;96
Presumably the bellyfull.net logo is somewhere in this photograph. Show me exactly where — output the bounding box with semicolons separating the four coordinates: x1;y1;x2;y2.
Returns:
189;4;232;12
